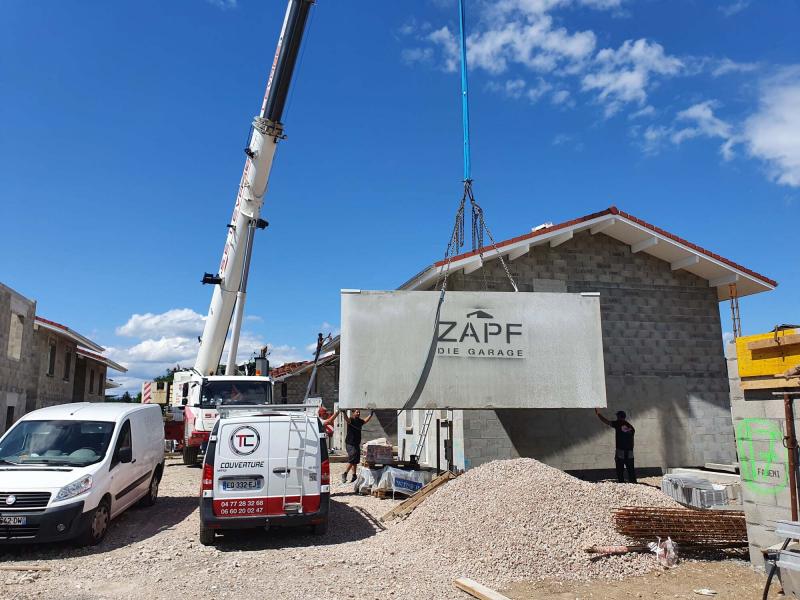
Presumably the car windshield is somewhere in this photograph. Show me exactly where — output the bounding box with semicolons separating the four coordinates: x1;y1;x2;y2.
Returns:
0;420;115;467
199;381;272;409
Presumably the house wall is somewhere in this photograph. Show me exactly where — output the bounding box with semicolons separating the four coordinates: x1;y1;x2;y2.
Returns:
33;328;77;409
73;356;108;402
435;230;733;473
0;284;37;430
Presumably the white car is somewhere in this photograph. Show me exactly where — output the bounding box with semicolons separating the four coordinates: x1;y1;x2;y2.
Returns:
0;402;165;546
199;406;330;545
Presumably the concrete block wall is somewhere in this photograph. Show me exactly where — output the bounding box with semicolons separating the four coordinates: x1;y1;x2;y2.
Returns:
727;341;797;568
438;230;733;472
0;283;37;429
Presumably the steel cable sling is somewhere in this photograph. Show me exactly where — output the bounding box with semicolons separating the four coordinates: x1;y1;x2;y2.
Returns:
402;0;517;411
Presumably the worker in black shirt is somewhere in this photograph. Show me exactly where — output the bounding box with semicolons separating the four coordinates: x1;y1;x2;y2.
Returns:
337;409;374;483
595;408;637;483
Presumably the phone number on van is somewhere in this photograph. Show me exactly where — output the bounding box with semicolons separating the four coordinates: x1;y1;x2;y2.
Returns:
214;499;268;516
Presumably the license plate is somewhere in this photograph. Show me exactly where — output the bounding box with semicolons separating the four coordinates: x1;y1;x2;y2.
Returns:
222;478;262;491
0;516;26;525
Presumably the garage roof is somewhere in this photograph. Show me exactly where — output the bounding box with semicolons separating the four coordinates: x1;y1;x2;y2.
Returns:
399;206;776;300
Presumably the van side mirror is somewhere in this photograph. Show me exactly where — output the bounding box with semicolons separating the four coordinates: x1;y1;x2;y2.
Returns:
181;397;188;406
118;447;133;464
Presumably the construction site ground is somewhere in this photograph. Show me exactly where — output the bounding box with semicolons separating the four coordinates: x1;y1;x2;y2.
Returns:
1;458;775;600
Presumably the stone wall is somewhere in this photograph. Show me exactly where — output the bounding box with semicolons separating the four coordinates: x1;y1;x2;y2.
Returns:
33;327;77;409
439;230;733;473
0;284;37;430
73;356;108;402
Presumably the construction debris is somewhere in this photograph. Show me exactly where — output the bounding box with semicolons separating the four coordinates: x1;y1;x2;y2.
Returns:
613;506;747;547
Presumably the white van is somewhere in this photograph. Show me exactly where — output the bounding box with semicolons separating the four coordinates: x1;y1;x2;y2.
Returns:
0;402;165;546
199;405;329;545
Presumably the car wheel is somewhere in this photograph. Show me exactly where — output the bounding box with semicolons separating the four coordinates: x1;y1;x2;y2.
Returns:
139;471;160;507
199;526;216;546
77;498;111;546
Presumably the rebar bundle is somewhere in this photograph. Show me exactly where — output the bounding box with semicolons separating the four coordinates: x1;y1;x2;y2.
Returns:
613;506;747;547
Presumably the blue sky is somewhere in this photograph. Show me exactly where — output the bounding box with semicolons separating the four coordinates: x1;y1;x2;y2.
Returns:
1;0;798;393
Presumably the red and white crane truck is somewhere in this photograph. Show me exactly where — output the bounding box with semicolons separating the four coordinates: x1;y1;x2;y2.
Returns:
175;0;314;466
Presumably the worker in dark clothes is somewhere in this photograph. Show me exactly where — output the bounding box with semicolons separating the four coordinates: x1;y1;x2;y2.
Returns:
595;408;637;483
337;409;374;483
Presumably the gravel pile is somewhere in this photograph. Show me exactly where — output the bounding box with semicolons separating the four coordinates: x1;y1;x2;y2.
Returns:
356;458;682;585
2;458;682;600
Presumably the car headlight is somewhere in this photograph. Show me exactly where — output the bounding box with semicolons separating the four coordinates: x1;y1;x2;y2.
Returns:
55;475;93;501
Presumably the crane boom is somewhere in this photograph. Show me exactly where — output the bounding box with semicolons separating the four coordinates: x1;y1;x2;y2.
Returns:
195;0;314;375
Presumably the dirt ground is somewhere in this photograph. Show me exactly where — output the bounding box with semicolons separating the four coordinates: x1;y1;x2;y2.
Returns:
0;458;778;600
504;560;781;599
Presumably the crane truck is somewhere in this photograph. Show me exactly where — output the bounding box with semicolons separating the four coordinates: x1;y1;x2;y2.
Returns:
174;0;314;466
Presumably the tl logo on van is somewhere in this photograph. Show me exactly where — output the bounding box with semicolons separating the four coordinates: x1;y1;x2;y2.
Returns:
229;426;260;456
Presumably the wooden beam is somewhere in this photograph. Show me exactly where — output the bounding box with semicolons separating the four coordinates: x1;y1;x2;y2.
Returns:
671;254;700;271
590;218;616;235
463;258;483;275
453;578;512;600
549;230;573;247
748;334;800;351
380;471;456;522
741;376;800;391
709;273;739;287
631;236;658;253
508;244;530;261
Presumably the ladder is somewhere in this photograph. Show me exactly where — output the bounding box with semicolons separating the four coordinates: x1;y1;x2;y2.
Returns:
282;413;309;513
413;410;435;459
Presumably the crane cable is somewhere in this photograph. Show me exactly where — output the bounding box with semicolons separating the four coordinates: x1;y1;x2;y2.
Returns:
401;0;517;411
436;0;518;295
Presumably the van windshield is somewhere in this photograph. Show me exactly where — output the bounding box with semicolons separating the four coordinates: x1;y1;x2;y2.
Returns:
199;381;272;409
0;420;115;467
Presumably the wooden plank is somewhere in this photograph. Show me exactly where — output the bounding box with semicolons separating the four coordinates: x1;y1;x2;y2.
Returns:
748;334;800;351
380;471;456;522
453;578;512;600
741;376;800;390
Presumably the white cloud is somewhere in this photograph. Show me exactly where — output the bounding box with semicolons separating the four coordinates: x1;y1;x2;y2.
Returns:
428;26;460;72
719;0;750;17
628;105;655;120
401;47;434;66
552;133;572;145
105;308;307;395
551;89;572;105
742;69;800;187
671;101;735;159
582;39;683;116
116;308;205;338
712;57;760;77
207;0;237;9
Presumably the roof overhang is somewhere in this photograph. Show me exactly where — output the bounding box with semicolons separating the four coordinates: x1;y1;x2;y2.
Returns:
34;317;105;353
399;207;776;301
271;353;339;382
76;348;128;373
